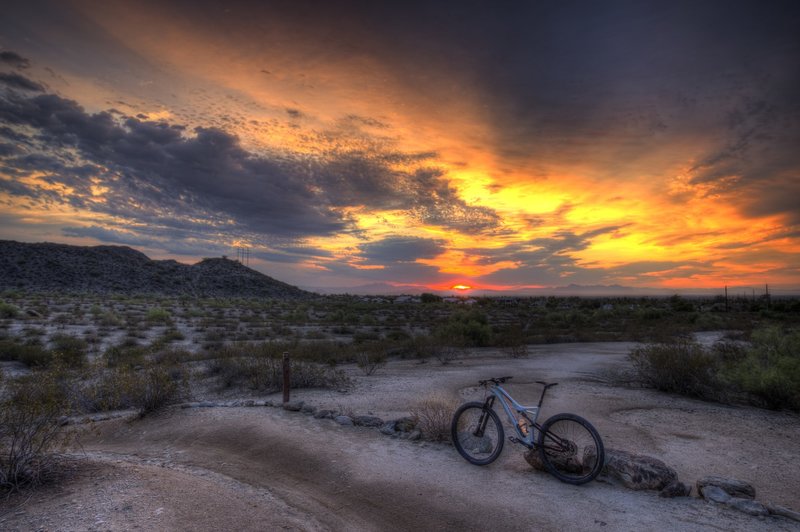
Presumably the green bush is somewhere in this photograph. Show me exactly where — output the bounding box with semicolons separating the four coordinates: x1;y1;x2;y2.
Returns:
721;327;800;410
0;338;52;367
629;339;719;399
0;301;20;319
145;307;172;324
49;334;88;367
435;309;492;347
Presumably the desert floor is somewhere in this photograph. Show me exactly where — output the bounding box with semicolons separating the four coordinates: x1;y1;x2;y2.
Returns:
2;342;799;531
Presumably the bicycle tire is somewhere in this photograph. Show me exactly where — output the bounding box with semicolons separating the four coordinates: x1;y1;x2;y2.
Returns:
451;402;505;465
538;413;604;485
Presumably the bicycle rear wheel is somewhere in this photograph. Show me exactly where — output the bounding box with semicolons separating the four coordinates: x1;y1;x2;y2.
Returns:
538;413;604;484
451;402;504;465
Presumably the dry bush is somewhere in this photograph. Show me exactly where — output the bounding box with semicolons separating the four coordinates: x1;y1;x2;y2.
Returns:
409;393;459;442
0;370;72;493
355;349;386;376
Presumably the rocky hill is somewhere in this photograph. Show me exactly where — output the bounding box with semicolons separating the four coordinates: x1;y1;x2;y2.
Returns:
0;240;310;298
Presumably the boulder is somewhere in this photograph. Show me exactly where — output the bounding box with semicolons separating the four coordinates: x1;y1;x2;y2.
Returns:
700;485;731;504
353;415;384;428
728;498;768;517
314;409;336;419
764;503;800;523
696;476;755;500
301;404;316;415
524;448;584;475
282;400;304;412
379;421;398;436
335;415;354;426
659;480;691;498
584;448;677;491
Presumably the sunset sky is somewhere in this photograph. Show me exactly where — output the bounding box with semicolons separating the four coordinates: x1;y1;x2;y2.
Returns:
1;1;798;293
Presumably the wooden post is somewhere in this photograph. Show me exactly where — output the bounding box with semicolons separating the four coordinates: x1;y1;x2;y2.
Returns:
282;351;290;403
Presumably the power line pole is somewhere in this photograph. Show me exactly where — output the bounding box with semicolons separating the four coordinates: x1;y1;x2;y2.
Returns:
724;285;728;312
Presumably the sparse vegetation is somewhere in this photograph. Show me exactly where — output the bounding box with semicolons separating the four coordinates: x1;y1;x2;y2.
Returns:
630;327;800;411
410;393;458;442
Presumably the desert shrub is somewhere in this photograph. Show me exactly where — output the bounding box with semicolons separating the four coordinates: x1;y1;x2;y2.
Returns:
420;293;442;303
76;365;181;416
629;339;719;399
496;325;529;358
435;309;492;347
409;393;458;442
355;348;386;376
0;369;72;493
105;344;148;369
49;334;88;367
0;301;20;319
136;366;181;416
145;307;172;324
0;338;52;367
209;350;348;391
721;327;800;410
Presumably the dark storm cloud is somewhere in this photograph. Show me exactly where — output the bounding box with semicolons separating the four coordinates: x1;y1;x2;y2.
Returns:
0;83;497;243
167;1;800;222
0;72;44;92
358;236;446;264
0;51;30;69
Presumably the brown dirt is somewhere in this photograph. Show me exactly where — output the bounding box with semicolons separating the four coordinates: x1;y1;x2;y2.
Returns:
2;343;799;531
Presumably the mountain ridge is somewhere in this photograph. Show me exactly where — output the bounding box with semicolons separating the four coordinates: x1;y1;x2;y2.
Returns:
0;240;309;298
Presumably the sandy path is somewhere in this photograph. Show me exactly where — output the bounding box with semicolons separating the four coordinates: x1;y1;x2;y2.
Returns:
3;343;799;531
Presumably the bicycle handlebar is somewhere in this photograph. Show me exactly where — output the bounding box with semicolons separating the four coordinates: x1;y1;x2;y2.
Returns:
478;376;513;386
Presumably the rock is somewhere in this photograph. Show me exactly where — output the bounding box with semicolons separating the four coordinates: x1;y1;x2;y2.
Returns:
696;476;755;500
353;415;384;428
263;400;274;407
700;485;732;504
394;417;417;432
728;498;769;517
282;400;304;412
659;480;691;498
335;415;354;426
314;409;335;419
524;449;546;471
407;430;422;441
25;309;42;318
243;399;255;407
379;421;398;436
198;401;217;408
456;432;494;454
301;404;316;415
584;448;677;491
765;503;800;522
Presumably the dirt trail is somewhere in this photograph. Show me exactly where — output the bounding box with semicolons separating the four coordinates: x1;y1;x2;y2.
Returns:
3;343;799;531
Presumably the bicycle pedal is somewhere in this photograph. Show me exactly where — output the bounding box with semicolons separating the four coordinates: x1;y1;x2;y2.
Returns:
508;436;521;444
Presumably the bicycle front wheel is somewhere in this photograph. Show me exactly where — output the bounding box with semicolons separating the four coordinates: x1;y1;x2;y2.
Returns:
451;402;504;465
538;413;604;485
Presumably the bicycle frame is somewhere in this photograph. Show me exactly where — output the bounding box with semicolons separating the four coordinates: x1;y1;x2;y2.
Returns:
482;384;544;448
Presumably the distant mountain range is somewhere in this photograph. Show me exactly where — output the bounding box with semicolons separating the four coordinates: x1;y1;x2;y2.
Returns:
305;282;742;297
0;240;309;298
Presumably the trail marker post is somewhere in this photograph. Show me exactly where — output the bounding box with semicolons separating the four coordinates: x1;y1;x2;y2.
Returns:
282;351;290;403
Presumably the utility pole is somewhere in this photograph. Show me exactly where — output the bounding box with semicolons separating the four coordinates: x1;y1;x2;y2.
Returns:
766;283;771;309
724;285;729;312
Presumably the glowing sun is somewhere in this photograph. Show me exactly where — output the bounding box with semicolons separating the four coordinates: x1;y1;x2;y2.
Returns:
452;284;472;291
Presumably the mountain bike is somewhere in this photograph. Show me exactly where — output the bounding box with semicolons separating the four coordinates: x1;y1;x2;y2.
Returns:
451;376;605;485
